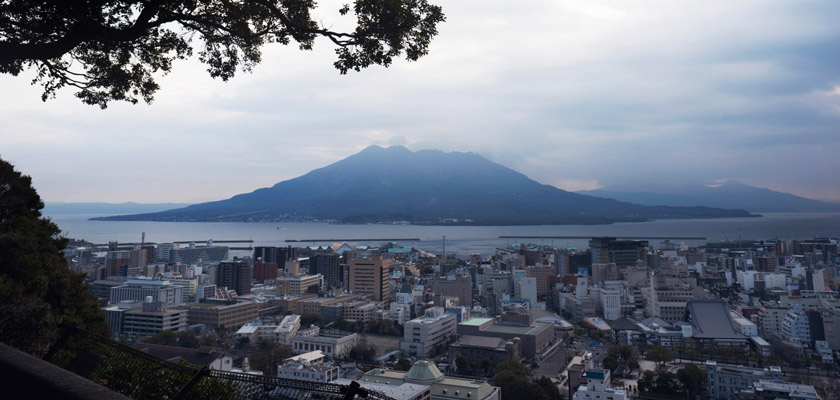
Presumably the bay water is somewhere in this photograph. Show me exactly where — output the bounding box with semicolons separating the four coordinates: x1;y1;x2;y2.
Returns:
47;213;840;257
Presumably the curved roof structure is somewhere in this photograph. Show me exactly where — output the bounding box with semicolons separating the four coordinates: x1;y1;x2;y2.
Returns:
405;360;444;383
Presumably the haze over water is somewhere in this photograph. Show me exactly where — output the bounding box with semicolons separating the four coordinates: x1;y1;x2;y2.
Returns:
49;213;840;257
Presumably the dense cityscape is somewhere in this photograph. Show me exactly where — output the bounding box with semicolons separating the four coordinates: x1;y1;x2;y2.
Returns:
53;234;840;400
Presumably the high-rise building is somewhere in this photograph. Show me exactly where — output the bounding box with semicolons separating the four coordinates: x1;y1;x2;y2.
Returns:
589;237;648;266
311;253;341;289
348;256;390;301
254;246;297;265
253;260;279;283
430;273;472;307
216;260;251;295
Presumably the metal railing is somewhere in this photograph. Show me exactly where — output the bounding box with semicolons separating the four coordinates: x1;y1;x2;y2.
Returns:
42;324;395;400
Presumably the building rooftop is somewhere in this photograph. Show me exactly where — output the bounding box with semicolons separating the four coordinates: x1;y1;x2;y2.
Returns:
459;317;493;327
483;321;552;336
334;378;428;400
685;299;746;339
455;335;506;349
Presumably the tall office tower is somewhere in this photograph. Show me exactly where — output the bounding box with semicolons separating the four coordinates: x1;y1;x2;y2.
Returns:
216;260;251;295
348;256;390;301
589;237;649;266
129;248;148;268
254;246;298;264
253;260;279;283
311;253;341;289
105;250;131;277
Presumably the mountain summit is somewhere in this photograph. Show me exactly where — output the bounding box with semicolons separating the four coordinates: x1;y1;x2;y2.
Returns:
95;146;756;224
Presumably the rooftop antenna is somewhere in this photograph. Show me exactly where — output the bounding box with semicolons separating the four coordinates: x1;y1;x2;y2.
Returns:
442;235;446;260
141;232;145;246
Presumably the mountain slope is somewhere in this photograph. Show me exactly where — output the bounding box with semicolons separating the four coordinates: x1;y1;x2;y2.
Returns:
95;146;756;224
580;181;840;213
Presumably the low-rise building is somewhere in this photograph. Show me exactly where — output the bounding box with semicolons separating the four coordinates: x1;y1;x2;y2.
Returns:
359;360;500;400
572;369;627;400
276;314;301;345
122;300;189;336
276;351;340;383
291;326;358;358
456;314;554;359
737;380;821;400
706;361;783;400
185;300;260;330
276;274;323;296
448;335;521;375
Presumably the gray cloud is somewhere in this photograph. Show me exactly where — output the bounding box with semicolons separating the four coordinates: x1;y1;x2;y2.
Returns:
1;0;839;202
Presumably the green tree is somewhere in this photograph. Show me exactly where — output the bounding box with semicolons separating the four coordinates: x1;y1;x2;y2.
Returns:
493;361;558;400
176;330;200;348
535;376;562;400
455;355;468;372
0;0;445;108
602;355;619;373
147;329;178;346
0;157;107;355
677;364;705;398
647;346;674;369
394;358;412;371
250;339;293;375
300;312;324;328
481;358;491;375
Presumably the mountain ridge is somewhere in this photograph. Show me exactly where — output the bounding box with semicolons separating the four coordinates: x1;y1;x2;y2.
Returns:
94;145;758;225
579;181;840;213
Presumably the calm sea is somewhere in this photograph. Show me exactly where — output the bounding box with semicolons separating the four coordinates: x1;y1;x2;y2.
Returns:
46;213;840;257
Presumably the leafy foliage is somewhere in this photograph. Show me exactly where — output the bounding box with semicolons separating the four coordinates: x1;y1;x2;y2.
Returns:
0;0;445;108
638;365;704;397
146;329;202;348
300;312;324;328
394;357;412;371
348;337;377;362
646;346;674;369
493;361;558;400
249;339;294;375
0;157;107;355
676;364;705;398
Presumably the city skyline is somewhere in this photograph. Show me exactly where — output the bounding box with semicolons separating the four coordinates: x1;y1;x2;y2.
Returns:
2;0;839;203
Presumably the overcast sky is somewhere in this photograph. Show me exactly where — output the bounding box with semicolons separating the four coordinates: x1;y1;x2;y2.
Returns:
1;0;839;204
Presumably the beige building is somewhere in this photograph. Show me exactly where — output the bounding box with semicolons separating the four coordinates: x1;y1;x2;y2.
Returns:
276;274;323;296
349;257;390;301
186;301;260;330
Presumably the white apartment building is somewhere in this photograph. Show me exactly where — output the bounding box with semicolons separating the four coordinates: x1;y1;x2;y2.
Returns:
781;304;811;344
275;314;301;345
400;307;457;358
390;302;412;324
573;369;626;400
598;287;621;321
730;311;759;337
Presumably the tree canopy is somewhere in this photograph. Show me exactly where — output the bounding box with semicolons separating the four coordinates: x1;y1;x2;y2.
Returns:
492;361;559;400
0;157;107;355
0;0;445;108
